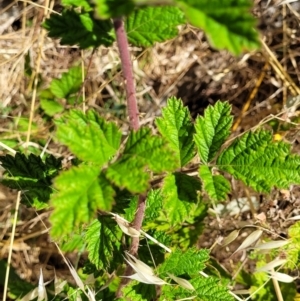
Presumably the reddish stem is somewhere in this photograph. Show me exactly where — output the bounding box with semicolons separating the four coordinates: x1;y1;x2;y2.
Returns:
113;18;140;131
113;18;147;297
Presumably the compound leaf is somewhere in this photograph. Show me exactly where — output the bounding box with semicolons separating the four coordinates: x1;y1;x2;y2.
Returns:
0;153;61;209
55;109;121;166
43;9;114;49
156;97;196;167
50;165;115;237
176;0;260;55
50;66;83;99
194;101;232;163
161;173;200;226
217;131;300;192
85;217;122;271
199;165;230;201
126;6;185;47
158;247;209;276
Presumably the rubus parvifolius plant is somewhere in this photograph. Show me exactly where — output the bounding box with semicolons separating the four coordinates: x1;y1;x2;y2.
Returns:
2;0;300;300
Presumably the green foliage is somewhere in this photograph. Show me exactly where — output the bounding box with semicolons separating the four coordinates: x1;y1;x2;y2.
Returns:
161;173;200;225
156;96;195;167
43;9;114;49
158;247;209;276
194;100;232;163
217;130;300;192
199;165;231;201
0;153;61;208
55;109;122;166
94;0;135;19
85;217;122;271
120;282;156;301
50;166;115;237
176;0;260;54
126;6;185;47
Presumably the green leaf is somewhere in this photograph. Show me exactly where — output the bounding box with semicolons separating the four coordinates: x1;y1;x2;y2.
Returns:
217;130;300;192
199;165;230;201
161;173;200;225
62;0;92;10
124;127;177;172
194;101;233;163
50;165;115;237
43;9;114;49
158;247;209;276
106;128;177;193
106;155;149;193
126;6;185;47
121;282;156;301
144;189;163;222
85;217;122;271
55;109;122;166
176;0;260;55
0;153;62;208
94;0;135;19
156;97;195;167
50;66;83;99
40;99;64;116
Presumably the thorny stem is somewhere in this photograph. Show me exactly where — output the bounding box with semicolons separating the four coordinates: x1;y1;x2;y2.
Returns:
113;18;146;297
113;18;140;131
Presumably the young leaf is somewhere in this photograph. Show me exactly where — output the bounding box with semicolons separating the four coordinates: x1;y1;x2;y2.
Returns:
156;97;196;167
194;101;233;163
0;153;62;208
50;166;115;237
199;165;230;201
176;0;260;55
158;247;210;276
161;173;200;225
123;127;177;172
40;99;64;116
106;128;177;193
62;0;93;10
217;130;300;192
94;0;135;19
50;66;83;99
126;6;185;47
55;110;122;166
85;217;122;271
43;9;114;49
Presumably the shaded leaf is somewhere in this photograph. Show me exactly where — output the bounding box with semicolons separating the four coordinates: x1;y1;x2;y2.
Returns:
94;0;135;19
199;165;230;201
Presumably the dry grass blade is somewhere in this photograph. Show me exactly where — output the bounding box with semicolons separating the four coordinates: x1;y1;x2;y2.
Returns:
233;230;263;255
254;240;289;250
268;271;296;283
220;229;240;247
167;273;195;290
256;258;287;272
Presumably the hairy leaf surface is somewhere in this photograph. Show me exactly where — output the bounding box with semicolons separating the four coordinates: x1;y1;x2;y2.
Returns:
199;165;230;201
43;10;114;49
217;131;300;192
0;153;61;208
156;97;195;167
194;101;232;163
50;166;115;237
158;247;209;276
126;6;185;47
85;217;122;271
55;110;121;166
176;0;260;55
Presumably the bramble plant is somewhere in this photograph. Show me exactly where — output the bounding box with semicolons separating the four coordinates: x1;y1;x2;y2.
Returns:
2;0;300;300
